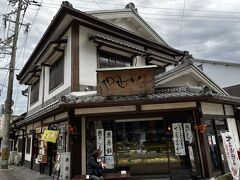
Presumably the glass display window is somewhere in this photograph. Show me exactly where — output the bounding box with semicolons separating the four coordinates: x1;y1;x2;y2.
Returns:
86;112;199;177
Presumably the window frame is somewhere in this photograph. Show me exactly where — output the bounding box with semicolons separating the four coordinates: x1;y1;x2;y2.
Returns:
30;80;40;105
49;55;64;92
98;50;132;68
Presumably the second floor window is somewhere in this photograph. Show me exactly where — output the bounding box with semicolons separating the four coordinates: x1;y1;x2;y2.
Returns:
98;50;132;68
30;80;39;105
49;56;64;91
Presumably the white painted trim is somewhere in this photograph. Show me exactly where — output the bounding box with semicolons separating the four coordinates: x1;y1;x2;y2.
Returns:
201;102;224;115
55;112;68;121
141;102;196;111
224;105;234;115
75;105;136;115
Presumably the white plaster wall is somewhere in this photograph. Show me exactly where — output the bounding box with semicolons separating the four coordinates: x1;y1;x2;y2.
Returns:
159;75;198;87
44;29;72;101
135;56;146;66
227;118;240;149
201;102;224;115
195;62;240;88
79;26;97;86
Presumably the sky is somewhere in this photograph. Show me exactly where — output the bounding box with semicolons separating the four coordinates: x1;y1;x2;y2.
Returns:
1;0;240;115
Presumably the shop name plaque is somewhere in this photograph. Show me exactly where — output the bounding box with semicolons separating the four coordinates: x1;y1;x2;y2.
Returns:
97;66;156;96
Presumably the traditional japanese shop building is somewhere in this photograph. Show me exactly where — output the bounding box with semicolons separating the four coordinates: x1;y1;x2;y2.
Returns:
13;2;240;179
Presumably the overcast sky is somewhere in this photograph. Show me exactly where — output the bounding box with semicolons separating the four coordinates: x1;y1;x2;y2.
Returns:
1;0;240;115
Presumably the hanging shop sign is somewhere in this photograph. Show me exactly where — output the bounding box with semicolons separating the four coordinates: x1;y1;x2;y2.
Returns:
221;131;240;180
97;66;156;96
172;123;186;155
37;141;48;164
188;145;196;174
96;129;104;157
105;131;113;156
183;123;193;143
42;130;59;143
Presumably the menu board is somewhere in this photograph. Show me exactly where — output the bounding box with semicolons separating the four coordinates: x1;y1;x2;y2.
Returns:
172;123;186;156
105;131;113;156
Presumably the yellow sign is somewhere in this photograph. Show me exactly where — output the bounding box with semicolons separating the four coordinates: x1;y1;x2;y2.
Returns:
42;130;59;143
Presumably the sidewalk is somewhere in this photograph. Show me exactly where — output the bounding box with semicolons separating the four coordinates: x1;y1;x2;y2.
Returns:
0;165;52;180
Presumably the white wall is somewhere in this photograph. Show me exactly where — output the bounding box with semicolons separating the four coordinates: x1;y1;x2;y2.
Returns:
195;62;240;88
79;26;98;86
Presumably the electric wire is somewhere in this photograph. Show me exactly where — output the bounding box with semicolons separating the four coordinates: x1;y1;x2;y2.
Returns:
177;0;186;47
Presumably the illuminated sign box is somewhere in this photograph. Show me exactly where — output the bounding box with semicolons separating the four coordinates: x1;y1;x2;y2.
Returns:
97;66;156;96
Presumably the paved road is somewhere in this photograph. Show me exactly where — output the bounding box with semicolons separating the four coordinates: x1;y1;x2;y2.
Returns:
0;166;52;180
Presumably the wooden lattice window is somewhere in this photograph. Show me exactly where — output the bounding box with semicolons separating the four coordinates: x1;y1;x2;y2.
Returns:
49;56;64;91
30;80;39;105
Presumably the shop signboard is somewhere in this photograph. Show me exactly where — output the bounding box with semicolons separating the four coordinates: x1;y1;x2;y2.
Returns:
97;66;156;96
42;130;59;143
105;131;113;155
221;131;240;180
172;123;186;155
96;129;104;156
183;123;192;143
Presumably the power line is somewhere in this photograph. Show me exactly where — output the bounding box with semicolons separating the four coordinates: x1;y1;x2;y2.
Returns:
70;0;240;14
140;12;240;19
177;0;186;47
144;17;240;23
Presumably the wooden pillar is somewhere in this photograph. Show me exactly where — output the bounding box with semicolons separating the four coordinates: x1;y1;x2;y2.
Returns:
71;22;80;92
195;102;213;178
68;109;82;177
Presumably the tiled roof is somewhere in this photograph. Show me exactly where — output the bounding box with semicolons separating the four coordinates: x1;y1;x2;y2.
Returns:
15;86;240;126
60;86;240;105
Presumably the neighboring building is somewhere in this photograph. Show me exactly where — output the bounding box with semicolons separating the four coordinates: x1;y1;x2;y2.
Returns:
12;2;240;180
193;59;240;88
224;84;240;97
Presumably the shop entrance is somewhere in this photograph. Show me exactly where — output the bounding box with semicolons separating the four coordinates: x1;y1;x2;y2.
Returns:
86;112;201;179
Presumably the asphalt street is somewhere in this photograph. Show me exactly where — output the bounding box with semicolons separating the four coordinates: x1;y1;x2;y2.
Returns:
0;166;52;180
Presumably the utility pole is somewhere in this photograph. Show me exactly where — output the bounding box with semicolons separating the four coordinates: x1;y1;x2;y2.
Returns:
1;0;23;169
0;0;41;169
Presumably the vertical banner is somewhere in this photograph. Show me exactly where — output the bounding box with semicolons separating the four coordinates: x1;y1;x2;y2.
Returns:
183;123;193;143
96;129;104;156
172;123;186;155
105;131;113;155
188;145;196;173
221;131;240;180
